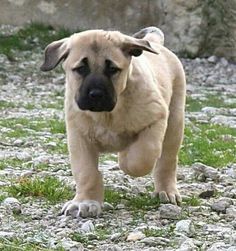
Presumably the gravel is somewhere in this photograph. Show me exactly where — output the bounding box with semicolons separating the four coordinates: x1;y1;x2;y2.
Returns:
0;25;235;250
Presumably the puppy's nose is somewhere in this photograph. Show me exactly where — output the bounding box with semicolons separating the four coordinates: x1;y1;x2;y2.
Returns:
89;89;104;99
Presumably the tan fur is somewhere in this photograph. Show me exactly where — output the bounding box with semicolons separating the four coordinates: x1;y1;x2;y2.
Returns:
42;29;186;217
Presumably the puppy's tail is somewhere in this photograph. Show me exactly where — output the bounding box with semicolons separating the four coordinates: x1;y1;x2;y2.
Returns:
133;27;164;46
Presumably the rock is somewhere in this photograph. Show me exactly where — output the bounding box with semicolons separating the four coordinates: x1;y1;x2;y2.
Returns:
207;241;234;251
192;162;219;181
199;189;215;199
226;206;236;217
126;231;145;241
225;164;236;179
0;231;15;238
208;55;218;63
60;239;84;250
3;197;20;204
110;233;122;242
81;220;95;233
159;204;182;219
176;238;197;251
103;202;114;211
211;198;233;213
140;237;170;246
175;220;195;237
105;245;123;251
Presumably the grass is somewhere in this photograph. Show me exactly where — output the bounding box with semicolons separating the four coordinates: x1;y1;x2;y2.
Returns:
6;176;73;204
180;123;236;167
182;195;201;206
0;239;65;251
0;23;71;60
105;188;160;210
0;159;25;170
0;117;66;138
186;94;236;112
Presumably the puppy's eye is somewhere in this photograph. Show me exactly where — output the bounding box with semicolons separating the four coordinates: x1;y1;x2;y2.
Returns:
73;65;90;76
107;66;121;75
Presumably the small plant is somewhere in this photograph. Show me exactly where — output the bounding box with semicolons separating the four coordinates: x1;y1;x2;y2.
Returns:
180;123;236;167
182;195;201;206
7;176;73;204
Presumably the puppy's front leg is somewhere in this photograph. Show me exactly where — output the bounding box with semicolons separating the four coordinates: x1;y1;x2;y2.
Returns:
62;123;103;218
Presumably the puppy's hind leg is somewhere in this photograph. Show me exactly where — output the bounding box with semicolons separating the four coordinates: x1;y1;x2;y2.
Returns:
133;27;164;45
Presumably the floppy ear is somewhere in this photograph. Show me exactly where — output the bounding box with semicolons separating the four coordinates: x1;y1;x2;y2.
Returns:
122;36;159;57
40;38;69;71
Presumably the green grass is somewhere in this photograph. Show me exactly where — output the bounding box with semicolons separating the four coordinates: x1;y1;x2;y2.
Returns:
182;195;201;206
105;188;160;210
180;123;236;167
0;23;71;60
6;176;73;204
0;159;25;170
0;239;65;251
0;117;65;138
186;94;236;112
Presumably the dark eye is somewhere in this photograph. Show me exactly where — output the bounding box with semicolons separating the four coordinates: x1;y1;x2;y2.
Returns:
74;65;90;76
107;66;121;75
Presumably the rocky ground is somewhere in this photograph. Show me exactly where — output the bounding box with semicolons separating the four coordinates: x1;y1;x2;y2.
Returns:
0;25;235;251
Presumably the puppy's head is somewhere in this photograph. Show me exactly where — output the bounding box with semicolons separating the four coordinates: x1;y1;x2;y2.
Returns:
41;30;158;112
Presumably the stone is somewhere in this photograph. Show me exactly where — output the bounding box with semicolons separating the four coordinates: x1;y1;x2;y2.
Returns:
175;220;195;237
211;198;233;213
60;239;84;250
208;55;218;63
192;162;220;181
176;238;197;251
110;233;122;242
105;245;123;251
140;237;170;246
199;189;215;199
159;204;182;219
0;231;15;238
127;231;145;241
81;220;95;233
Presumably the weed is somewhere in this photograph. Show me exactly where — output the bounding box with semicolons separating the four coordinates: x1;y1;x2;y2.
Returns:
7;176;73;204
0;23;71;60
182;195;201;206
180;123;236;167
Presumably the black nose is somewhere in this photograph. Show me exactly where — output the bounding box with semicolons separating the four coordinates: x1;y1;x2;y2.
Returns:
89;89;104;99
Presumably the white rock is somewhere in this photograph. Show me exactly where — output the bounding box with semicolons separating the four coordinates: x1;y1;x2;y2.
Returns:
208;55;217;63
81;220;95;233
105;245;123;251
3;197;20;205
175;220;195;236
192;162;219;181
159;204;182;219
127;231;145;241
0;231;15;238
176;239;197;251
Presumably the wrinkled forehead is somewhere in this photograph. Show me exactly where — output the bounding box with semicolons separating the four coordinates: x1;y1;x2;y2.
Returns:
67;30;126;68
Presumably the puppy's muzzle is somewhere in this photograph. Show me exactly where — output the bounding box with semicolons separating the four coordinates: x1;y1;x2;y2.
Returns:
76;74;117;112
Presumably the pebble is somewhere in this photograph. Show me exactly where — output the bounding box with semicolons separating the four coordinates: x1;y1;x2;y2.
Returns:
192;162;220;181
105;245;123;251
211;198;233;213
159;204;182;219
127;231;145;241
175;220;195;237
2;197;21;214
81;220;95;233
176;238;197;251
140;237;170;246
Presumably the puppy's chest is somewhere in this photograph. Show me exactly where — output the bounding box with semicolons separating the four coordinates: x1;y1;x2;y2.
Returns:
88;125;136;152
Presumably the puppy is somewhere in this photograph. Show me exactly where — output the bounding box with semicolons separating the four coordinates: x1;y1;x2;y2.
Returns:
41;27;186;217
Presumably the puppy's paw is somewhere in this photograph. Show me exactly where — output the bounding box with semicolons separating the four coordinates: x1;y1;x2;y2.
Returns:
153;189;182;206
62;200;102;218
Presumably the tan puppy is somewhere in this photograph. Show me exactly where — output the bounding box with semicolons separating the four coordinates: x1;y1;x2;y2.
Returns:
41;27;186;217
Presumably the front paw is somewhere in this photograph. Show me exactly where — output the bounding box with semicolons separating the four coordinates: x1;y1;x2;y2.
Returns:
62;199;102;218
153;189;182;205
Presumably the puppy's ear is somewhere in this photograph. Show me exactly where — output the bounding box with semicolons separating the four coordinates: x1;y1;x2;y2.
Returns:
40;38;69;71
122;36;159;57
